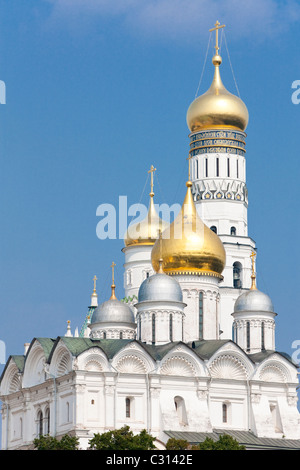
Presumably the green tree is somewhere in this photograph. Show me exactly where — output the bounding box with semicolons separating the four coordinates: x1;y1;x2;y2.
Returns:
33;434;79;450
197;434;245;450
166;438;189;450
88;426;155;450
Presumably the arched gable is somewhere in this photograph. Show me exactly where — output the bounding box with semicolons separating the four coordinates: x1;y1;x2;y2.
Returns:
23;339;52;388
75;347;109;372
253;353;296;384
48;339;73;377
111;341;156;374
207;341;254;380
0;357;23;395
159;343;206;378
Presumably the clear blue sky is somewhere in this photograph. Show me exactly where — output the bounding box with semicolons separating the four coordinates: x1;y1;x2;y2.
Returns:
0;1;299;386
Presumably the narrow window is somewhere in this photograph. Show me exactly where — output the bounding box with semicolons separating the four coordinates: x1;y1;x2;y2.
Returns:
199;292;204;340
236;158;239;179
138;316;142;341
205;158;208;177
216;157;219;177
120;331;123;339
196;159;199;179
261;322;265;351
38;411;43;437
230;226;236;236
174;396;188;425
169;314;173;342
45;409;50;434
126;398;131;418
222;403;228;423
233;262;242;288
246;321;250;351
152;313;155;344
210;225;217;234
103;331;106;339
227;158;230;177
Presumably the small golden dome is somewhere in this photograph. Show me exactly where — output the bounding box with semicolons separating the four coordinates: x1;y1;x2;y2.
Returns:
124;195;167;247
151;181;226;277
124;166;168;247
186;54;249;133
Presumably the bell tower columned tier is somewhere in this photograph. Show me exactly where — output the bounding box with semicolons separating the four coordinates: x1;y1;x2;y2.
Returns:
186;21;256;340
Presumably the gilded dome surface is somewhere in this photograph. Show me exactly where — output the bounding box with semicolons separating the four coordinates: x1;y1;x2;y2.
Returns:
151;181;226;277
124;195;167;247
186;55;249;133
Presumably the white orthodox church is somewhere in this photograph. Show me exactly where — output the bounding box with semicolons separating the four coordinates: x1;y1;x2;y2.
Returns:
1;23;300;450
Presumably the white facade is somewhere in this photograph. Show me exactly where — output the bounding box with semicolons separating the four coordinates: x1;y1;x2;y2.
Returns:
1;32;300;451
1;337;299;450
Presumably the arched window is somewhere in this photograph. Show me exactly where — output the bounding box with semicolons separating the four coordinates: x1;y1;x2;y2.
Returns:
210;225;217;234
103;331;106;339
169;314;173;342
45;408;50;434
261;322;265;351
230;226;236;236
246;321;251;352
174;396;188;425
126;398;131;418
199;292;204;340
138;316;142;341
152;314;156;344
216;157;219;177
222;403;228;423
37;411;43;437
120;331;123;339
233;262;242;288
205;158;208;177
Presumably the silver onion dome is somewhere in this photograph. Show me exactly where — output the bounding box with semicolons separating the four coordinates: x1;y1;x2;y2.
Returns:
234;289;274;313
91;298;135;325
138;272;183;303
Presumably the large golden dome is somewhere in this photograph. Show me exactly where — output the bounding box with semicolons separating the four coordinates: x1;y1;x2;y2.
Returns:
186;54;249;133
151;180;226;277
124;166;168;247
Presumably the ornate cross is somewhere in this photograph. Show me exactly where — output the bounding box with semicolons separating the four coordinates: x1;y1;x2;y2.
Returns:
93;275;97;294
110;262;116;284
250;251;257;290
209;20;225;56
148;165;156;196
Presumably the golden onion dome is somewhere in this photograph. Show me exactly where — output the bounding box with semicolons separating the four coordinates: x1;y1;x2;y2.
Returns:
124;166;168;247
151;180;226;277
186;53;249;133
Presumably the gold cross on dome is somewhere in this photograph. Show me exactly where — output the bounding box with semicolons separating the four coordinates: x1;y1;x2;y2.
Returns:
209;20;225;56
148;165;156;196
93;275;97;293
250;251;256;274
110;262;116;284
250;251;257;290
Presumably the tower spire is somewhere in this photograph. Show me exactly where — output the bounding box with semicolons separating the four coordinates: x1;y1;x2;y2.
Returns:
110;261;117;300
250;251;257;290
